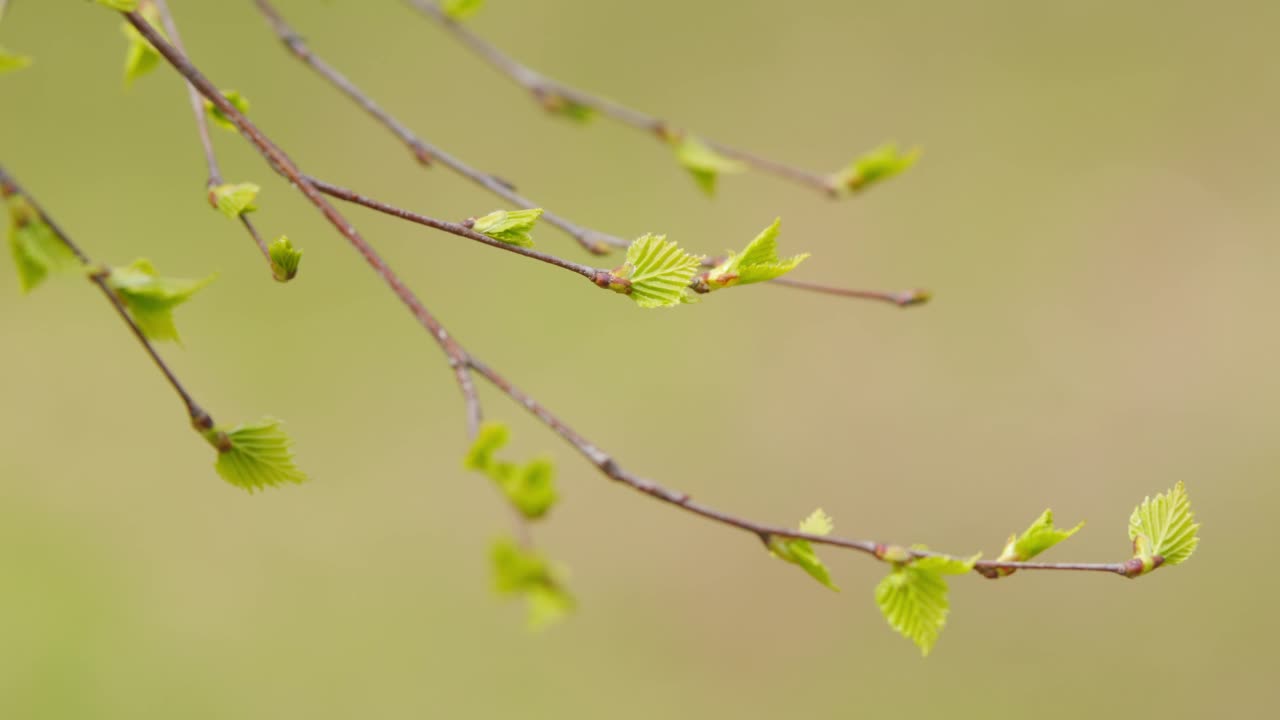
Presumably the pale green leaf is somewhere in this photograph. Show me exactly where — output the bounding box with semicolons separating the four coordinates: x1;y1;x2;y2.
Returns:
1128;481;1200;569
7;195;82;293
120;2;164;87
464;422;558;520
442;0;485;21
0;46;32;74
612;234;702;308
998;509;1084;565
211;417;308;492
269;236;303;283
703;218;809;290
104;258;214;343
471;208;542;248
203;90;249;132
210;182;259;219
875;551;976;656
491;537;574;631
97;0;140;10
831;142;921;193
768;508;839;591
541;94;596;124
673;135;744;196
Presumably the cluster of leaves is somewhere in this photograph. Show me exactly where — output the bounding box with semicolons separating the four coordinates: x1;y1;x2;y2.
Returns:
491;537;574;631
466;422;558;520
765;485;1199;656
208;183;303;282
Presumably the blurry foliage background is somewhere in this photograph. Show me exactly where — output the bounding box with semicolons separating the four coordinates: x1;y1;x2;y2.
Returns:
2;1;1277;717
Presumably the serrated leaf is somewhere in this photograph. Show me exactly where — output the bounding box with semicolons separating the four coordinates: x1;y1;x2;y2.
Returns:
875;552;976;656
442;0;485;21
203;90;249;132
703;218;809;290
612;234;702;308
831;142;920;193
464;422;558;520
673;135;744;196
997;509;1084;568
471;208;542;248
7;195;83;293
269;236;302;283
97;0;140;10
768;508;839;591
104;258;214;343
1128;481;1200;570
491;537;574;631
210;182;260;219
120;2;164;87
0;46;32;74
210;417;307;492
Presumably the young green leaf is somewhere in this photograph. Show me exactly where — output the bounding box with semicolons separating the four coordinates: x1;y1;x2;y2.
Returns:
611;234;703;308
700;218;809;291
208;417;308;492
672;135;744;196
1128;481;1200;573
491;537;574;631
768;508;840;591
539;93;597;124
831;142;921;193
442;0;485;21
120;1;164;87
875;551;977;656
471;208;543;248
104;258;214;343
7;195;82;293
464;422;558;520
210;182;260;219
994;509;1084;575
269;236;303;283
204;90;249;132
0;46;32;74
97;0;140;10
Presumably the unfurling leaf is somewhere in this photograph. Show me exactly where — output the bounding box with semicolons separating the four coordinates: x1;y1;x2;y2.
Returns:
269;236;303;283
471;208;543;248
442;0;485;21
203;89;249;131
96;0;140;11
875;550;977;656
610;234;703;308
208;417;307;492
104;258;214;343
699;218;809;291
6;195;82;293
769;508;840;591
0;46;32;74
464;422;558;520
210;182;260;219
538;92;597;124
491;537;574;631
1128;481;1200;574
831;142;920;193
672;135;744;196
994;509;1084;575
120;1;164;87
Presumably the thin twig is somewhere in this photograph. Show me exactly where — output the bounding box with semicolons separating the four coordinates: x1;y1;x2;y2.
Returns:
0;164;216;432
152;0;272;264
122;10;1129;578
407;0;842;196
253;0;626;256
767;277;932;308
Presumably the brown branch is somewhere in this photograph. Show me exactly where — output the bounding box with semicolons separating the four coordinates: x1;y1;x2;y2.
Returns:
151;0;272;266
407;0;844;196
0;164;217;433
252;0;626;256
121;9;1127;578
767;277;932;308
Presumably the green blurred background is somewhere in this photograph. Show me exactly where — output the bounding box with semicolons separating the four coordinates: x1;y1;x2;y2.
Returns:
2;1;1277;717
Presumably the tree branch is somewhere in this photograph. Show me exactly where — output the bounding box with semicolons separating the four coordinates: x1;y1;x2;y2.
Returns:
407;0;845;196
121;8;1128;578
0;164;218;434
